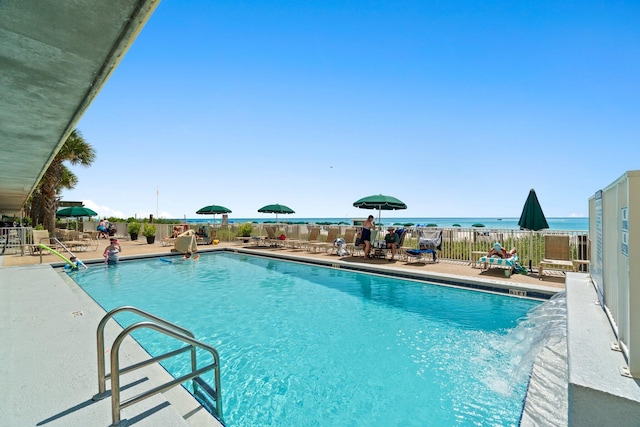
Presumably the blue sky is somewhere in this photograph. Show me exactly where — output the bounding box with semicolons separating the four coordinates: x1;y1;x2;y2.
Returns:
66;0;640;220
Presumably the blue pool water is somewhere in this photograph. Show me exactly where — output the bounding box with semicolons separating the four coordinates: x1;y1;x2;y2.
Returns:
70;252;541;426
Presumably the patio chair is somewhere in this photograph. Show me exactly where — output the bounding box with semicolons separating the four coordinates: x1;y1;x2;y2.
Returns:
28;229;52;255
539;235;574;278
403;229;442;263
373;228;407;260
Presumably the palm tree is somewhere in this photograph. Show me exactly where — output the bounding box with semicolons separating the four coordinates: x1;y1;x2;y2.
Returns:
32;129;95;233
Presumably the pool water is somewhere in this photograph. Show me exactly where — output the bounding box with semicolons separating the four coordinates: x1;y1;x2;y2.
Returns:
71;252;541;426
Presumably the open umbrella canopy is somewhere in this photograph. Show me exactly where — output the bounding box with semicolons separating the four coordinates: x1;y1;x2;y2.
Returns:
196;204;232;225
196;205;232;215
518;189;549;231
56;206;98;218
353;194;407;210
471;223;485;228
353;194;407;229
56;206;98;232
258;204;295;226
258;204;295;214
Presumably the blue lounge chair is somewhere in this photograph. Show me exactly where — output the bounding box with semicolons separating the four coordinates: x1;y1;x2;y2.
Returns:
404;229;442;263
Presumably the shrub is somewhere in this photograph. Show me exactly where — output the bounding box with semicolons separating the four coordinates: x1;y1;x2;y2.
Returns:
142;224;157;237
238;223;253;237
127;222;141;235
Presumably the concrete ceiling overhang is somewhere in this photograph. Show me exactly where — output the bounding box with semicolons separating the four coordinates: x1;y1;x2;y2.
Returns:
0;0;159;215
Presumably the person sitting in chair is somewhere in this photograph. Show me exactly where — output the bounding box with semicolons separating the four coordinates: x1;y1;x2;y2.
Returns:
384;227;400;261
488;242;517;258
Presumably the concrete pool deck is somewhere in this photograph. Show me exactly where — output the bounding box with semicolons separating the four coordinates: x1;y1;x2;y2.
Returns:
0;239;564;426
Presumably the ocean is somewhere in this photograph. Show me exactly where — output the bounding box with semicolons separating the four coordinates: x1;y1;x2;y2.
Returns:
185;217;589;231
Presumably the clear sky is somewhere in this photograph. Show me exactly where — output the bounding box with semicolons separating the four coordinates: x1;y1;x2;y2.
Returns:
65;0;640;220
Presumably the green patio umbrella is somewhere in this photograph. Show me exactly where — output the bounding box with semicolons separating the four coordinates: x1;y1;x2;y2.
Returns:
471;223;485;228
258;203;295;227
56;206;98;231
452;224;461;227
518;189;549;231
425;223;438;227
518;189;549;271
196;204;232;224
353;194;407;230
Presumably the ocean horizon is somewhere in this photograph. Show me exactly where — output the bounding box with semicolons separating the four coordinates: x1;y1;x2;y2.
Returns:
183;216;589;231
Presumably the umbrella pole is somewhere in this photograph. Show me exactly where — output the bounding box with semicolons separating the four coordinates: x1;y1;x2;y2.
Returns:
529;230;533;272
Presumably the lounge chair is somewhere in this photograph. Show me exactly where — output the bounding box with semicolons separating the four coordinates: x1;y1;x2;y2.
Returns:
283;226;317;250
539;235;574;278
299;227;321;251
264;225;284;248
404;229;442;263
477;253;519;277
337;228;357;256
307;227;339;253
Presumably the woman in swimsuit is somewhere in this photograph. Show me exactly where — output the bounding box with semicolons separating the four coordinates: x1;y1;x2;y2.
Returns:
361;215;375;258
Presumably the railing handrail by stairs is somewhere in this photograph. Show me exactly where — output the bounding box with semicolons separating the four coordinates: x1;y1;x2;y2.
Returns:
93;306;222;426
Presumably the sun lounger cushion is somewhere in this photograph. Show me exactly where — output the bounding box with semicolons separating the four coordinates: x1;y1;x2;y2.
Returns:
477;255;518;268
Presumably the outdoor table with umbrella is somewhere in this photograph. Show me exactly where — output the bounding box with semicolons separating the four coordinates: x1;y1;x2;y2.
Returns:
196;205;232;224
518;188;549;272
55;206;99;253
352;194;407;231
258;204;295;229
56;206;98;232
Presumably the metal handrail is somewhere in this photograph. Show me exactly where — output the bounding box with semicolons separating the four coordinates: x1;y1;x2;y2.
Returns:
93;306;222;426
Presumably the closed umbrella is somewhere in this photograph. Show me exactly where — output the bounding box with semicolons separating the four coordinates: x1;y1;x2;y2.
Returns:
518;189;549;271
258;204;295;227
56;206;98;231
196;205;232;224
353;194;407;231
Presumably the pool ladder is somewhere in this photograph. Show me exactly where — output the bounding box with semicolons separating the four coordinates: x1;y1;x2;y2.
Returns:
93;306;222;426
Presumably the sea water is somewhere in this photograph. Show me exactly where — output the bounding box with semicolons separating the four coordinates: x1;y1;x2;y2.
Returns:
186;217;588;230
72;252;547;426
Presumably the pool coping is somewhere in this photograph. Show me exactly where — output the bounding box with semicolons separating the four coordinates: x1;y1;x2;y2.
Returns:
0;263;223;427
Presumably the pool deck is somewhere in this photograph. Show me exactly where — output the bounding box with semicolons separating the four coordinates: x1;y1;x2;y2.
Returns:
0;239;564;426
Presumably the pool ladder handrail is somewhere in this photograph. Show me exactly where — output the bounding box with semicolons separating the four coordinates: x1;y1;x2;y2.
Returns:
93;306;222;426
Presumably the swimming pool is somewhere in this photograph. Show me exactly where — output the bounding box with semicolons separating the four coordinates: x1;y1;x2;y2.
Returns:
71;252;542;426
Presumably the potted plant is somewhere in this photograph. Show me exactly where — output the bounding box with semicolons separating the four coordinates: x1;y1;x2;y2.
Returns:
128;222;141;241
143;224;157;244
238;223;253;243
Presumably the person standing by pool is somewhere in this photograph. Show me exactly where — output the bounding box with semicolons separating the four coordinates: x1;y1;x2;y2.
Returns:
103;238;122;265
360;215;375;258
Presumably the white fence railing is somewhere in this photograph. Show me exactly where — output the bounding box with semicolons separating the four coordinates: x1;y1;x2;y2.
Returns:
2;223;589;269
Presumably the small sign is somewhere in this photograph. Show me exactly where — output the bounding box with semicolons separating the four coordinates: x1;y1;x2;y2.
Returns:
621;207;629;257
